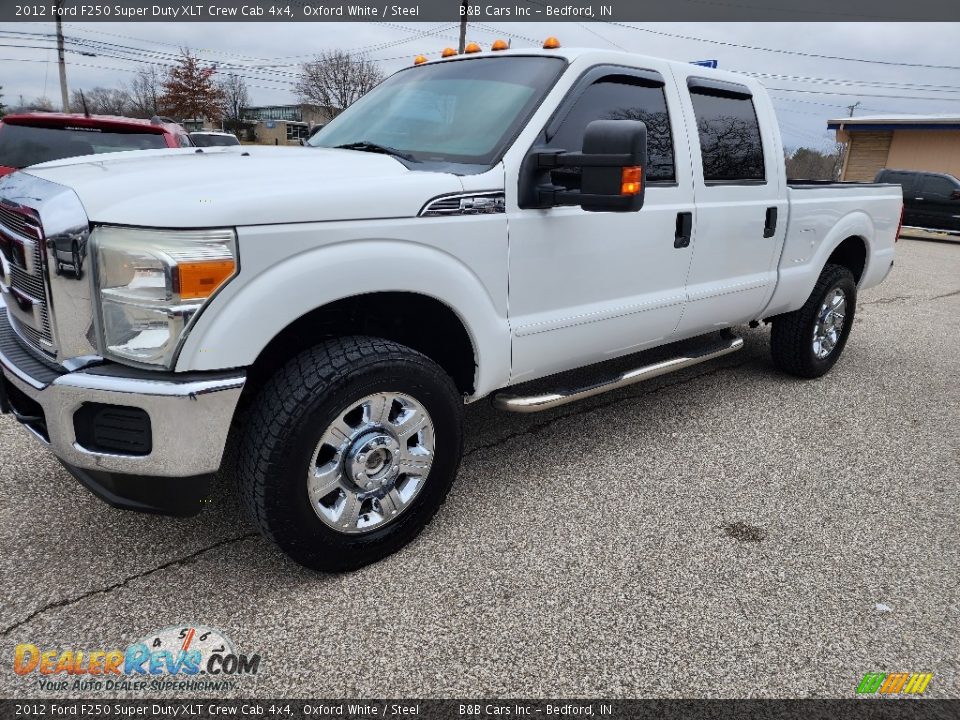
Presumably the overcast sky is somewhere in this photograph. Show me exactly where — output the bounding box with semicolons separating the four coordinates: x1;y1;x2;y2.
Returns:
2;21;959;150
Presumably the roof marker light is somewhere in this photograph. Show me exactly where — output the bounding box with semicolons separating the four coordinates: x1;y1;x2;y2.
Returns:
464;42;482;54
413;55;428;65
543;37;561;49
491;39;509;51
441;47;458;57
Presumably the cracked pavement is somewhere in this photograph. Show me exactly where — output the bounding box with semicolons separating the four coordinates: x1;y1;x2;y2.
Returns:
1;238;957;699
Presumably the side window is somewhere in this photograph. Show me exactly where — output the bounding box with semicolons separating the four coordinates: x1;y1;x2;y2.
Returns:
891;172;920;197
921;175;957;199
546;75;676;183
689;89;765;182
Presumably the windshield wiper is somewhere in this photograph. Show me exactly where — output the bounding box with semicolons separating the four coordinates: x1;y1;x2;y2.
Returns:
332;141;418;163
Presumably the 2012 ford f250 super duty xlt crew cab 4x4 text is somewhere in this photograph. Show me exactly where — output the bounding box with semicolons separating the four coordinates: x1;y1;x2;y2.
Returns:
0;46;901;571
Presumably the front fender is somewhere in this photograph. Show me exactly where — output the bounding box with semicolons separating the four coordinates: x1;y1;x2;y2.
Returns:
175;220;511;400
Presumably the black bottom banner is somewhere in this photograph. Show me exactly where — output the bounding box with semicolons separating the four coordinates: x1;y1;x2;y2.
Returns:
2;700;958;720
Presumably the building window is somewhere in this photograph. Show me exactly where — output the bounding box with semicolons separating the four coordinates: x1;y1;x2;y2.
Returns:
286;123;309;141
690;90;765;182
247;106;303;122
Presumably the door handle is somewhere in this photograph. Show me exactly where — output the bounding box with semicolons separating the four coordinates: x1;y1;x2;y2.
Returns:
674;211;692;248
764;207;778;238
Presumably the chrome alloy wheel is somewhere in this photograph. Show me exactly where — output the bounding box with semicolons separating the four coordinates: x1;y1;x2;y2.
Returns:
812;288;847;360
307;392;435;534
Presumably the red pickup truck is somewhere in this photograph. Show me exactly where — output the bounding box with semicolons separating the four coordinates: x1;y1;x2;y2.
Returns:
0;113;191;177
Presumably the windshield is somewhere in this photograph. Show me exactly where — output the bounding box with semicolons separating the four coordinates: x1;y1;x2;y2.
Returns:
0;123;168;168
309;56;565;171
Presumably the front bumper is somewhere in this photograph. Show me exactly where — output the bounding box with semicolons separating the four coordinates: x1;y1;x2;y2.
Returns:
0;310;245;501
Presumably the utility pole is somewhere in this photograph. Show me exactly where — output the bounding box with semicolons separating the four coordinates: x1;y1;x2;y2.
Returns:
836;102;861;180
458;0;467;54
55;0;69;112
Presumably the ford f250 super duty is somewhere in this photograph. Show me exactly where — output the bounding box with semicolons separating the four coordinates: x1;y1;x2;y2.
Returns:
0;45;902;571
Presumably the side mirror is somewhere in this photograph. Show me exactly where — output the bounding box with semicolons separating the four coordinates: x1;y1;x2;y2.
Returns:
519;119;648;212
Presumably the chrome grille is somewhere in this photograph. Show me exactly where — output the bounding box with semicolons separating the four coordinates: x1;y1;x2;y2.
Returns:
11;264;44;298
0;206;54;354
0;204;39;239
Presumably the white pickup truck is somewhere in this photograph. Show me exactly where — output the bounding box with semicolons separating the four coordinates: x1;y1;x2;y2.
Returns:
0;45;901;571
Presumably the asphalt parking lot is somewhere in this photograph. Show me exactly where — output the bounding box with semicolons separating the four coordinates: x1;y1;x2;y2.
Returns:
1;237;957;699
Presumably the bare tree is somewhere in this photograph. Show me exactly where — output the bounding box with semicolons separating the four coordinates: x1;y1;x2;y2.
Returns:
128;67;164;118
785;146;841;181
159;49;225;122
0;87;6;117
69;87;132;116
218;74;249;133
295;50;383;117
28;97;54;112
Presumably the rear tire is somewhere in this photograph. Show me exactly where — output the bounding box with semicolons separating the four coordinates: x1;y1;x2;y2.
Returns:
770;263;857;378
237;336;464;572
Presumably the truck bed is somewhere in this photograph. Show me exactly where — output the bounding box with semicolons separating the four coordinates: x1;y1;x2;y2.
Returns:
759;182;902;319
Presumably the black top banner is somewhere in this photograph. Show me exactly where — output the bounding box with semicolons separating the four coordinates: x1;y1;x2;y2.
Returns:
2;0;959;22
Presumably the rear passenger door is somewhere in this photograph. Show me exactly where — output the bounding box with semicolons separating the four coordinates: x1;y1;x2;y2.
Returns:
918;174;960;231
887;172;923;227
671;72;788;334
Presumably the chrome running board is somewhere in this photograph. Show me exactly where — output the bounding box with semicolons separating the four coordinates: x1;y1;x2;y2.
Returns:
492;334;744;413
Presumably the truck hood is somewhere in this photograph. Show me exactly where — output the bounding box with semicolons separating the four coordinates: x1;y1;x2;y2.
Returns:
22;146;464;227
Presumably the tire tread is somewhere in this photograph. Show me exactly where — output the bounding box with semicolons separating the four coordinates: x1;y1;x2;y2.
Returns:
236;336;462;570
770;263;856;378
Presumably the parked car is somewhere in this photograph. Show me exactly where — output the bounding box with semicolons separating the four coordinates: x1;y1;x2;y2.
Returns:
0;45;901;572
875;168;960;233
189;130;241;147
0;113;191;177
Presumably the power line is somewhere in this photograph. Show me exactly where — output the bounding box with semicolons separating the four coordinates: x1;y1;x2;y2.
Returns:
765;85;960;103
603;22;960;72
737;69;960;95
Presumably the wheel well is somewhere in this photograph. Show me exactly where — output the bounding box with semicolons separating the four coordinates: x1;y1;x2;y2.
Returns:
243;292;477;400
826;236;867;283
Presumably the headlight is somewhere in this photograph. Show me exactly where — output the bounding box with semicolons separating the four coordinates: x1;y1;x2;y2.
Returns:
92;225;238;367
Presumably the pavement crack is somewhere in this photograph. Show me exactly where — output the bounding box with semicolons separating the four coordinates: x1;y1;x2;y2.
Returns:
930;288;960;301
861;295;913;306
0;532;258;638
465;355;757;459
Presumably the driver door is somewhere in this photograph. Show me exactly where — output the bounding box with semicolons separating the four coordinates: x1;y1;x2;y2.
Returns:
506;64;696;383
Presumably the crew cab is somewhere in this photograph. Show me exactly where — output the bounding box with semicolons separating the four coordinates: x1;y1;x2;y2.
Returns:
0;46;901;571
0;113;191;177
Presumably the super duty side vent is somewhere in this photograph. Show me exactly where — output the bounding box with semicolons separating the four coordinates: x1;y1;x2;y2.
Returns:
419;192;505;217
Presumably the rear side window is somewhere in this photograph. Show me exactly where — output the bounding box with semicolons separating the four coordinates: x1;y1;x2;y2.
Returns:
0;123;168;168
880;171;919;196
546;75;676;182
921;174;958;198
689;88;765;182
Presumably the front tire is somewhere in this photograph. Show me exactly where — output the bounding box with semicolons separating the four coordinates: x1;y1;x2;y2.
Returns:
770;263;857;378
237;336;464;572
